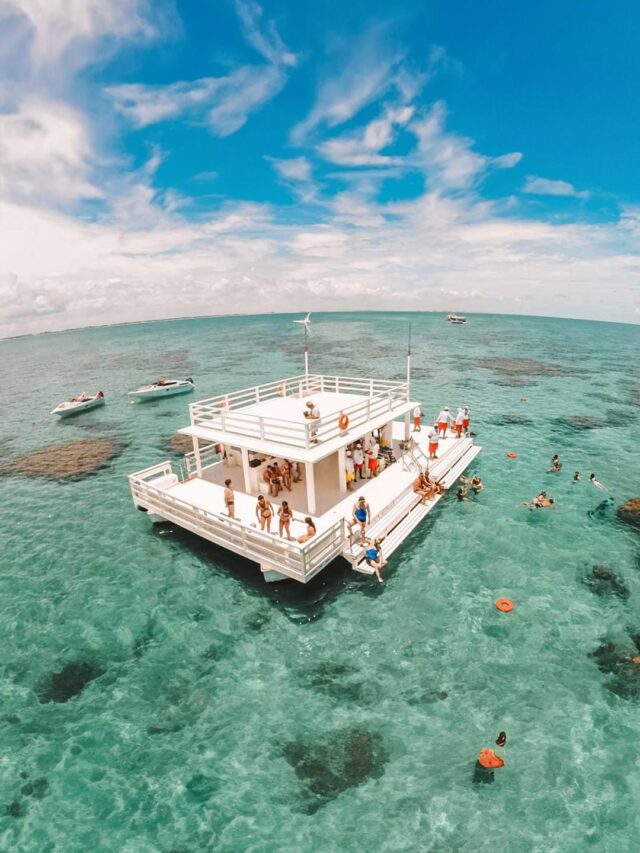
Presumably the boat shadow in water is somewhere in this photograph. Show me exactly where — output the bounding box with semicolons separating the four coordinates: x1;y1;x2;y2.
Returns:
150;522;355;624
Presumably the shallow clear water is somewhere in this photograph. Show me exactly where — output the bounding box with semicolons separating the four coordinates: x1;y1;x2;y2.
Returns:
1;312;639;852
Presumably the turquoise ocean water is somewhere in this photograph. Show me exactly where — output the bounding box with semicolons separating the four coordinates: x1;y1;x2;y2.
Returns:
1;312;639;852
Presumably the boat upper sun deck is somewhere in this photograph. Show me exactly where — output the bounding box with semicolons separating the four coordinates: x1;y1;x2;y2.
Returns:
186;373;412;459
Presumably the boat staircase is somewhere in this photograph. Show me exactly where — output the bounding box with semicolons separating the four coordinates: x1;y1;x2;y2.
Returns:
346;436;481;575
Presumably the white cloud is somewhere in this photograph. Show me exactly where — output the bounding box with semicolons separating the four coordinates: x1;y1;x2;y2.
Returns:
0;99;102;204
317;105;414;166
106;1;295;136
524;176;591;200
410;101;521;191
268;156;312;182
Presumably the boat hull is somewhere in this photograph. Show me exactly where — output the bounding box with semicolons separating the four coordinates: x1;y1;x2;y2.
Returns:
129;383;194;400
51;397;105;417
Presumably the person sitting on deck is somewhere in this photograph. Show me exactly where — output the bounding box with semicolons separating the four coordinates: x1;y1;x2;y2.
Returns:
303;400;321;443
278;501;293;540
425;473;445;496
413;472;435;503
436;406;451;438
297;517;316;543
255;495;274;532
350;496;371;543
364;538;386;583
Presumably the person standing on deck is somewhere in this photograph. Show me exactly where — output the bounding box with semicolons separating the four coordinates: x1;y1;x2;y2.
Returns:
345;449;356;491
428;426;440;460
412;405;422;432
304;400;321;444
454;408;465;438
366;439;380;478
224;479;235;518
350;496;371;543
281;459;292;491
255;495;274;532
462;405;471;435
436;406;451;437
278;501;293;540
353;443;365;480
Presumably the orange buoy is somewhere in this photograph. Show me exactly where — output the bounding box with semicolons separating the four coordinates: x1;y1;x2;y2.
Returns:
338;413;350;431
496;598;514;613
507;451;518;458
633;657;640;664
478;748;505;769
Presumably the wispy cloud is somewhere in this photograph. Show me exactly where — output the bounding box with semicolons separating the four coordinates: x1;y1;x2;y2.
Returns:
106;0;296;136
524;176;590;200
268;156;312;182
410;101;522;191
317;105;414;166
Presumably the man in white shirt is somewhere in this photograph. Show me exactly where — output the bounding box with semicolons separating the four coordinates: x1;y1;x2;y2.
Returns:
436;406;451;437
367;440;380;478
428;426;440;459
304;400;320;443
454;408;465;438
353;443;365;479
412;405;422;432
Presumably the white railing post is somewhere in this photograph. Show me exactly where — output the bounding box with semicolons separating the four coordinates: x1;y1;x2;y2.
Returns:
388;390;392;411
320;375;325;392
256;386;260;403
259;417;266;440
369;378;374;395
305;423;311;449
336;377;340;393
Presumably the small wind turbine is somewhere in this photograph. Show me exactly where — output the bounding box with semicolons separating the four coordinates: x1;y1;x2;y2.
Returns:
294;313;311;377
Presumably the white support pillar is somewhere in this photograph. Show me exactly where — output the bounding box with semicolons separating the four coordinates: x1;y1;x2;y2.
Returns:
305;461;316;515
338;446;347;495
404;411;411;442
192;436;203;477
241;447;252;495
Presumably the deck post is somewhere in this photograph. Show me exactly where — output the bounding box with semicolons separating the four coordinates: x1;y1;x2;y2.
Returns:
241;447;252;494
305;461;316;515
404;411;410;442
192;436;203;477
338;446;347;495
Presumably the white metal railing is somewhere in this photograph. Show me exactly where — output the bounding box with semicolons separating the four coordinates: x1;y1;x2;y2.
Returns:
129;463;348;582
183;443;220;476
189;374;410;449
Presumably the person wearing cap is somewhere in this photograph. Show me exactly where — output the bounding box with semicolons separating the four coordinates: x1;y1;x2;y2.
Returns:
345;449;355;491
366;438;380;478
303;400;320;443
412;404;422;432
462;405;471;435
428;425;440;459
436;406;451;438
454;407;465;438
352;442;365;480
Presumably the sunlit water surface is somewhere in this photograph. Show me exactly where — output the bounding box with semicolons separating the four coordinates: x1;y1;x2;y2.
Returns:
1;313;639;852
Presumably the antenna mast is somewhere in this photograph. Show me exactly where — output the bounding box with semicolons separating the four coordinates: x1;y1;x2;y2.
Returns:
406;323;412;393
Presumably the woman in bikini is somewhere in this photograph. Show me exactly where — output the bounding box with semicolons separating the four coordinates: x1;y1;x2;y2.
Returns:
278;500;293;540
297;517;316;543
281;460;292;491
255;494;274;532
223;478;235;518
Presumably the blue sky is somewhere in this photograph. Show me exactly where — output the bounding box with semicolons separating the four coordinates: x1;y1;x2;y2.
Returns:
0;0;638;335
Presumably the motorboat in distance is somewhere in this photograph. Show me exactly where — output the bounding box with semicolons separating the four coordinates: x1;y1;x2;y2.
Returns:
128;378;195;400
51;391;105;417
446;313;467;324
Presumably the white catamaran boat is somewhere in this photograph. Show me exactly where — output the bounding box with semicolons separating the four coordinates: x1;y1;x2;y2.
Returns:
128;327;481;584
446;313;467;324
128;378;194;400
51;391;105;418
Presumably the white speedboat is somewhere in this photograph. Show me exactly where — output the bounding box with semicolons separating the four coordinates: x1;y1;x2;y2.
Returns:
51;391;105;418
128;378;195;400
447;313;467;324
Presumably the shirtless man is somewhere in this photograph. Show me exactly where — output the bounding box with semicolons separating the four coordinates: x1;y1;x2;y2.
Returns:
255;494;274;532
413;472;434;503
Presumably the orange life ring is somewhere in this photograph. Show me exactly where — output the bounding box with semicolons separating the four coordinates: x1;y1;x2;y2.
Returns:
338;413;350;431
478;748;505;769
633;657;640;664
496;598;514;612
507;451;517;458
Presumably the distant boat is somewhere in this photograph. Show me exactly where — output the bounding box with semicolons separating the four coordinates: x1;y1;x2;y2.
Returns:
128;378;195;400
51;391;105;418
447;313;467;324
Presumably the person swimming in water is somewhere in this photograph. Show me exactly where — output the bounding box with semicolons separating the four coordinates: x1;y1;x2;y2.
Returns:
473;731;507;784
547;454;562;473
573;471;581;482
589;473;606;490
523;492;554;509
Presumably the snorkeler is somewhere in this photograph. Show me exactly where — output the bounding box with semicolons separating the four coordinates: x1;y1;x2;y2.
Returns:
573;471;581;482
523;491;554;509
589;473;606;490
